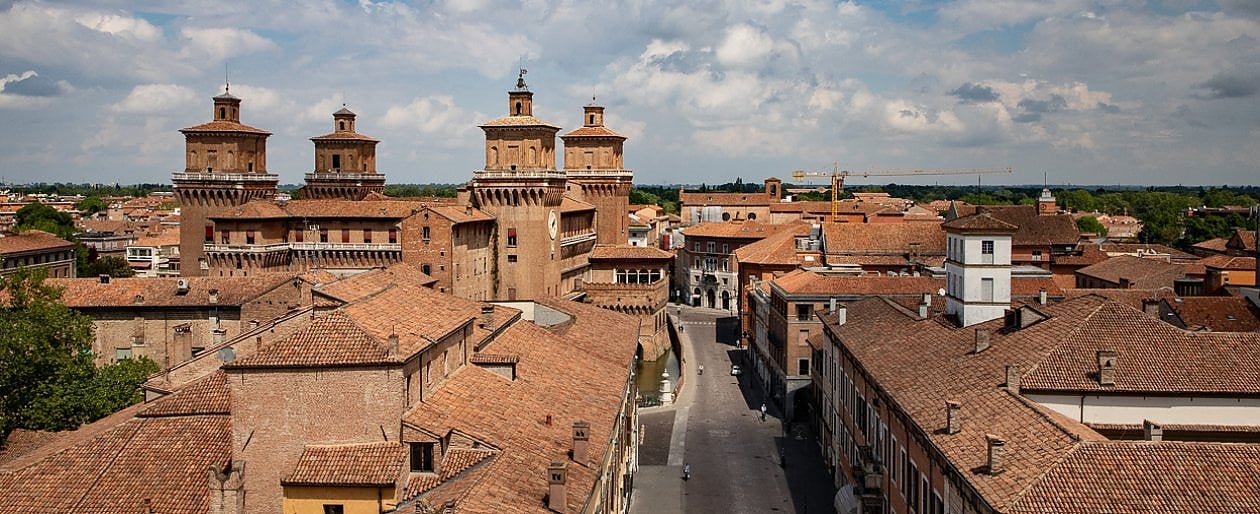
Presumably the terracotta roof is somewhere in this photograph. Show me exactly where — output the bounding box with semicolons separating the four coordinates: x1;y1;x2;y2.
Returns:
560;196;596;213
1007;441;1260;513
426;205;494;224
479;115;561;129
589;244;673;261
0;415;231;514
401;298;639;513
139;372;230;418
679;191;772;206
767;200;836;214
1074;255;1187;288
282;199;422;218
0;230;74;255
1192;237;1230;253
43;273;298;309
561;125;625;138
310;131;380;142
1021;299;1260;394
1061;288;1177;311
951;205;1079;245
283;442;405;487
941;212;1019;233
131;229;180;248
314;264;438;304
732;222;814;266
1200;254;1256;270
212;200;289;219
681;221;791;239
224;311;398;368
820;222;946;257
1166;296;1260;332
180;120;271;135
772;269;1062;298
0;430;63;467
1094;243;1198;262
1230;229;1258;252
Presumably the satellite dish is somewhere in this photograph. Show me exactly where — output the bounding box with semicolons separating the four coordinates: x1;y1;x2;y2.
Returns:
937;288;946;296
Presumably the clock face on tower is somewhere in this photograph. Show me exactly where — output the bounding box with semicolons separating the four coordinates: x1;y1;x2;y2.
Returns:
548;210;558;240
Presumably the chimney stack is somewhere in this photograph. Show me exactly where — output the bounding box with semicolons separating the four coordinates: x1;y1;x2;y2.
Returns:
1096;350;1117;386
986;435;1006;475
1143;419;1163;442
208;289;219;304
829;297;837;313
918;298;929;318
1038;288;1047;305
547;462;568;512
834;303;846;325
387;333;399;358
572;421;590;464
480;305;495;328
1005;365;1021;395
945;401;962;435
974;329;990;353
921;292;932;306
1141;298;1160;318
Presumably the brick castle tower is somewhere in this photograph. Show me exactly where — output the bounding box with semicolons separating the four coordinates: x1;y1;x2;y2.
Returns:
303;106;385;200
173;86;277;276
470;69;566;300
561;101;633;244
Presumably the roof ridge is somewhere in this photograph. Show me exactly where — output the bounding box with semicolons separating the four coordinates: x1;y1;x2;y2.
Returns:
1003;436;1092;511
1021;298;1107;380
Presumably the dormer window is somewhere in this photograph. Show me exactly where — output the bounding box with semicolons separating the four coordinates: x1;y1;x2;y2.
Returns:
409;442;435;472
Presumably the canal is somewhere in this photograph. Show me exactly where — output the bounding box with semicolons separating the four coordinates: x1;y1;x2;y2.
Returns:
634;346;680;406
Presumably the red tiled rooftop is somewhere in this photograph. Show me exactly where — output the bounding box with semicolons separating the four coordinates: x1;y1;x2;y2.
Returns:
589;244;673;260
283;443;405;487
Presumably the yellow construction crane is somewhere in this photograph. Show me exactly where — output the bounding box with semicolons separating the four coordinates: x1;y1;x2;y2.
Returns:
790;162;1012;221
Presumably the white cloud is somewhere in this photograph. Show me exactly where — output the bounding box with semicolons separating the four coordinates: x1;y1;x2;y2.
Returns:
715;24;775;69
179;27;276;62
380;95;480;148
111;84;196;113
73;12;161;41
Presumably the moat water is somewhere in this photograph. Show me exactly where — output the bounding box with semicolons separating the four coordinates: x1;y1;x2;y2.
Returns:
634;347;680;406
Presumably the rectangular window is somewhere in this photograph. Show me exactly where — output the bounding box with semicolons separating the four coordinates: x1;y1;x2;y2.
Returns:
389;228;398;244
1032;250;1043;261
422;226;431;241
693;242;700;252
319;229;329;243
982;278;994;303
421;264;432;275
409;442;435;472
115;348;132;361
331;154;341;170
363;229;372;243
245;230;255;245
908;461;919;511
707;242;716;253
507;227;518;247
982;240;994;254
796;304;812;321
797;358;810;376
722;243;729;254
204;225;213;243
341;229;350;243
323;505;344;514
508;255;518;263
220;230;230;244
295;230;303;243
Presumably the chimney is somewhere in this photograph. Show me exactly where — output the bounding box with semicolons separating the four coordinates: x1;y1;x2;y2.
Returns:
208;289;219;304
834;303;846;325
1097;350;1117;386
99;274;110;284
945;400;962;435
547;462;568;512
248;320;259;330
1141;298;1160;318
974;329;990;353
1005;365;1021;394
829;297;837;313
918;300;929;318
1143;419;1163;442
985;435;1006;475
480;305;495;328
387;333;399;358
1038;288;1047;305
572;421;590;464
208;461;246;514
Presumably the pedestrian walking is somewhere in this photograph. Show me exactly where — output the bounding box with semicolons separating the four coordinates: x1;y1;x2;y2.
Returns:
760;403;767;421
698;364;704;375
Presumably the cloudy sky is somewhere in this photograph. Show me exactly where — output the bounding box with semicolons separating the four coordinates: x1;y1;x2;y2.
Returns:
0;0;1257;187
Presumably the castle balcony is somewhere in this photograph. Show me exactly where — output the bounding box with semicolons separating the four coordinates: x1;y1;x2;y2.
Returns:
290;242;402;252
472;169;566;180
204;243;291;254
304;172;386;182
565;169;634;179
560;232;597;247
172;172;280;183
581;278;669;312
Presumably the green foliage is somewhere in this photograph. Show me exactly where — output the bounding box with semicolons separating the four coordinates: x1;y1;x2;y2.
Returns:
0;269;153;440
1129;191;1195;245
82;256;136;278
384;184;459;198
1200;187;1256;208
1076;216;1108;236
74;196;108;216
629;189;661;206
5;183;168;197
1183;213;1252;245
15;203;76;240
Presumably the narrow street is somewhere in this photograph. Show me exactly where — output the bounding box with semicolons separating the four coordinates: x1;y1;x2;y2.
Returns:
632;305;836;514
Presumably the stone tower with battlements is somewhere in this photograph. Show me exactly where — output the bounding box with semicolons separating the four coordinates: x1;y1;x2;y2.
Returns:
561;101;633;245
173;86;277;276
303;107;385;200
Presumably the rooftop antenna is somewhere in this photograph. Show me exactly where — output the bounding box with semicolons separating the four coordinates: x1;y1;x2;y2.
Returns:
225;63;230;93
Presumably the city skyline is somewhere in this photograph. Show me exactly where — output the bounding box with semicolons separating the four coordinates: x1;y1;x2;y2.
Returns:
0;1;1257;187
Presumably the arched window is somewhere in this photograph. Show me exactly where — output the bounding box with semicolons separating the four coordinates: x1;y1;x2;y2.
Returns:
589;114;595;124
515;102;523;115
490;146;499;166
339;121;346;130
218;107;226;119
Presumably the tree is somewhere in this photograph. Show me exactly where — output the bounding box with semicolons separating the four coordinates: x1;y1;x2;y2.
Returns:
82;256;136;278
1076;216;1108;236
74;196;108;217
0;269;154;441
629;189;661;206
14;203;75;240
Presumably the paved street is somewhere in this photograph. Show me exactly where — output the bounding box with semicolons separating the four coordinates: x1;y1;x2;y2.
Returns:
632;305;836;514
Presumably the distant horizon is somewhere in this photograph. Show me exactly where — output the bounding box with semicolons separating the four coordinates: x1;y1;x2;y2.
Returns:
3;181;1258;192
